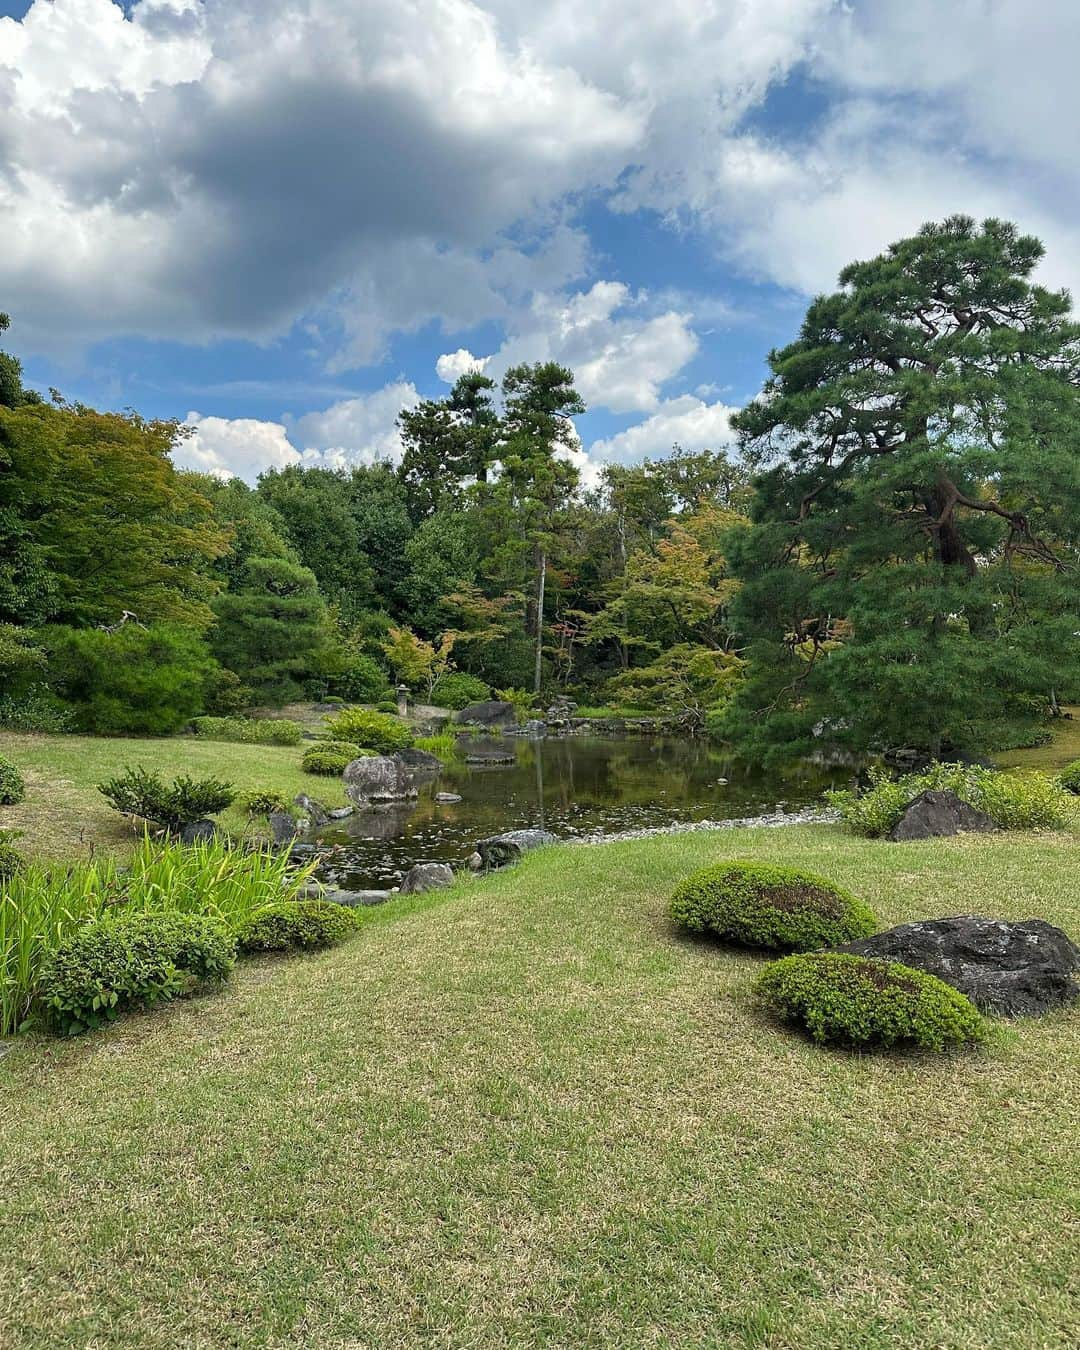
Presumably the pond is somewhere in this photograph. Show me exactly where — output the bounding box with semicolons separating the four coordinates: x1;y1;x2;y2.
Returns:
314;734;847;892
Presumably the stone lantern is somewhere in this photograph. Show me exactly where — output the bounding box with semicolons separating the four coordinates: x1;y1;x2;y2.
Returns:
396;683;410;717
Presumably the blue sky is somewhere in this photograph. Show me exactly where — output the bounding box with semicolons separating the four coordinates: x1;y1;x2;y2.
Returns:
2;1;1078;481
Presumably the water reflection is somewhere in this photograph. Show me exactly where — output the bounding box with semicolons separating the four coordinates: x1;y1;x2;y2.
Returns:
316;734;841;891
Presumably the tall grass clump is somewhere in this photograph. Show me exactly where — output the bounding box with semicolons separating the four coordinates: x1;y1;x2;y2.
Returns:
414;731;461;764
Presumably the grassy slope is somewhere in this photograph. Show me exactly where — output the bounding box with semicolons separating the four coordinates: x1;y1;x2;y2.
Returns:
996;707;1080;773
0;731;349;862
1;825;1077;1348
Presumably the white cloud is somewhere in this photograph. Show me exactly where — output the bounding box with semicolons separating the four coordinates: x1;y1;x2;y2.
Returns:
435;349;490;384
291;381;420;466
177;413;301;481
589;395;737;464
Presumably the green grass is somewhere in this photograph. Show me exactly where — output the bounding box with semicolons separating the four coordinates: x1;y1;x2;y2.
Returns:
0;731;348;862
996;706;1080;773
1;825;1077;1347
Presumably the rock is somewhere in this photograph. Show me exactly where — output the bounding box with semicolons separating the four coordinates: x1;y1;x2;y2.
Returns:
523;719;547;738
839;916;1080;1016
464;750;516;766
399;862;455;894
325;887;394;907
454;700;518;730
888;789;997;841
179;819;216;845
327;805;355;820
476;829;557;870
392;748;443;776
466;851;484;871
435;792;462;803
344;755;418;802
293;794;328;827
269;811;299;845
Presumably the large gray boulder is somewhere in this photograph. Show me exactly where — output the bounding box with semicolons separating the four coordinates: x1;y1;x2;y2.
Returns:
476;829;557;870
268;811;299;845
399;862;455;894
455;700;517;730
888;789;997;841
344;755;418;802
839;916;1080;1016
180;819;216;845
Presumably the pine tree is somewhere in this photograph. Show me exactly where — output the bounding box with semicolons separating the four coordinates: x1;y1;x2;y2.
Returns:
723;216;1080;762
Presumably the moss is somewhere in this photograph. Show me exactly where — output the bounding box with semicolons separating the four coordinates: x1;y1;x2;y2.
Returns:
237;900;363;953
670;859;877;951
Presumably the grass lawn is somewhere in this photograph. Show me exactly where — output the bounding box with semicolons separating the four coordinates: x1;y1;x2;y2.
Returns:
1;825;1077;1348
997;707;1080;773
0;731;349;862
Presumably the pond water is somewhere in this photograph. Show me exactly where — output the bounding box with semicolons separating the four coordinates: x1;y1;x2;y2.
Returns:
314;734;847;892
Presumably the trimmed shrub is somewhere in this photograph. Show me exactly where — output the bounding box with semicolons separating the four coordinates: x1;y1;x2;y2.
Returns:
322;707;413;753
1058;759;1080;795
191;716;303;746
301;747;353;776
39;911;235;1035
755;951;986;1051
334;654;391;704
375;700;400;714
431;672;491;710
0;754;25;805
828;763;1073;836
98;767;235;832
670;860;877;952
314;740;364;758
0;830;22;881
236;788;290;816
237;900;362;953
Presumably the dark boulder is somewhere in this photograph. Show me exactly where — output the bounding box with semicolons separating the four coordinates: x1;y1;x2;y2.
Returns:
392;748;443;776
476;829;557;870
268;811;299;846
888;789;997;841
180;819;216;845
294;794;328;827
399;862;455;894
839;916;1080;1016
455;700;517;730
523;719;547;738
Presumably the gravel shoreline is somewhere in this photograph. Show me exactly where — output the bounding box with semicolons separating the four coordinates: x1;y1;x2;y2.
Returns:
571;806;837;846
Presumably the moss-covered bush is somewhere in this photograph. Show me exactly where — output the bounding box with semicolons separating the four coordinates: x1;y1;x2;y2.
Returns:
670;860;877;952
39;911;235;1035
321;707;413;753
1059;759;1080;795
302;746;353;776
191;716;303;746
828;762;1073;836
431;672;491;710
237;900;362;953
755;951;986;1051
0;754;25;805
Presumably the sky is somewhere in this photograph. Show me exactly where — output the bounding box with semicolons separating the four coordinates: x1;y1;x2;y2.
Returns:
2;0;1079;484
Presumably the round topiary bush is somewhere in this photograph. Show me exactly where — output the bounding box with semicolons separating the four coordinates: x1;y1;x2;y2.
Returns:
1059;759;1080;795
755;951;986;1051
0;754;25;806
669;860;877;951
321;707;413;753
237;900;362;953
314;740;363;758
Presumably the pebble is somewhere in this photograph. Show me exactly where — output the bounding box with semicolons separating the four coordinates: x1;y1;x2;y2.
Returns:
571;806;837;846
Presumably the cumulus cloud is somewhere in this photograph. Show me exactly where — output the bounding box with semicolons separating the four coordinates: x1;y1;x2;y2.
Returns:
588;395;737;465
177;413;301;481
435;349;491;384
290;381;420;466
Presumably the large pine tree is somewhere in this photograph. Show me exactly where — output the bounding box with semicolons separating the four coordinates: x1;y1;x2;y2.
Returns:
723;216;1080;762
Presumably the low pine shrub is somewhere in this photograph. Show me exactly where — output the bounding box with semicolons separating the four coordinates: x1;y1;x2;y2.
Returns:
755;951;986;1051
431;672;491;710
39;911;235;1036
828;763;1074;836
670;860;877;952
1058;759;1080;795
0;755;24;805
191;716;303;746
321;708;413;753
98;767;235;832
237;900;362;953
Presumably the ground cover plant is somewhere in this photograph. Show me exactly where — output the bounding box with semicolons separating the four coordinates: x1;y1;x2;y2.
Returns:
191;716;304;747
828;763;1075;837
0;826;1076;1346
669;858;878;951
755;951;986;1051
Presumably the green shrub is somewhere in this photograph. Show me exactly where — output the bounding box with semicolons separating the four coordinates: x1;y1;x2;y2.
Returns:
191;715;303;746
202;667;253;716
314;740;364;758
322;707;413;753
755;951;986;1051
1058;759;1080;795
414;731;460;764
334;653;391;704
0;685;73;732
0;830;22;882
301;748;354;776
0;754;25;805
43;623;217;736
237;900;362;953
375;699;400;714
236;788;290;816
494;687;536;722
431;672;491;710
98;766;235;832
670;860;877;952
828;763;1074;836
39;911;235;1036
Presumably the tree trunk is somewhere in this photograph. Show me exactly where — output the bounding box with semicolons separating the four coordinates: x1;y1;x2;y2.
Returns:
533;548;546;696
